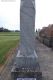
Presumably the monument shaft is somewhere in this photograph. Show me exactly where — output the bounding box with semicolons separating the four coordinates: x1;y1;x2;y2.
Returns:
20;0;35;56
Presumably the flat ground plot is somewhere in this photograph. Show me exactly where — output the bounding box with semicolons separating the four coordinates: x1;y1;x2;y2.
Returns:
0;32;20;64
35;39;53;80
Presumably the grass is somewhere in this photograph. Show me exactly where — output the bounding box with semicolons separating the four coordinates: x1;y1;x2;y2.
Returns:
0;32;20;64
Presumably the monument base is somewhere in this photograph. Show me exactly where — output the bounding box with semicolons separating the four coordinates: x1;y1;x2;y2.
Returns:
11;67;42;80
11;50;42;80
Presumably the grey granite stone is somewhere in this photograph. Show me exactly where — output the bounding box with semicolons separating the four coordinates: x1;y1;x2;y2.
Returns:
16;0;38;71
16;78;36;80
20;0;35;56
11;0;42;79
15;50;39;70
15;0;38;69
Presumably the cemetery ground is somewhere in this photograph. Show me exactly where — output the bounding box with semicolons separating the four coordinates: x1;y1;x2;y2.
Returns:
0;32;20;64
0;32;20;68
0;34;53;80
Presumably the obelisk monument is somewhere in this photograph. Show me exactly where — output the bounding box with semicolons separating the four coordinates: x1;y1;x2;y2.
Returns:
15;0;38;70
11;0;42;80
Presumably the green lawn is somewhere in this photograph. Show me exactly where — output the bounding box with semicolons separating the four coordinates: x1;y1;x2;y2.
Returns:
0;32;20;64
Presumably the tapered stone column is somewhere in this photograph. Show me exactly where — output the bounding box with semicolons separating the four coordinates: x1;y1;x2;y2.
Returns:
15;0;38;70
11;0;42;80
20;0;35;56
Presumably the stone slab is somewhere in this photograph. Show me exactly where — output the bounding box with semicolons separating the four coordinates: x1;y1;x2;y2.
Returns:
13;50;39;71
16;78;37;80
11;67;42;80
11;50;42;80
14;50;39;71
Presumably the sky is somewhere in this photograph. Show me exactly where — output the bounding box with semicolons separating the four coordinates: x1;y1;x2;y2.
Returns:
0;0;53;30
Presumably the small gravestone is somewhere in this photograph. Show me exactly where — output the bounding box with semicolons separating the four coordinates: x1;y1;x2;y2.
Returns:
11;0;42;80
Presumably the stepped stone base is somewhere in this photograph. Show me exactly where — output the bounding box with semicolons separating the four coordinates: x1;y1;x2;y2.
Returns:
11;50;42;80
11;67;42;80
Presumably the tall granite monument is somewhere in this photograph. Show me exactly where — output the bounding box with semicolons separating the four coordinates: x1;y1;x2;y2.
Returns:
11;0;42;80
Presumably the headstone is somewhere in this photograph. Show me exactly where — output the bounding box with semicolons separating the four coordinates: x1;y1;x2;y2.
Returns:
11;0;42;80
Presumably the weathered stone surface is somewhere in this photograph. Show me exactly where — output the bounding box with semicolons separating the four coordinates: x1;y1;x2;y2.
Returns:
11;0;42;79
16;78;36;80
14;0;38;70
20;0;35;56
15;50;38;69
14;0;39;71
